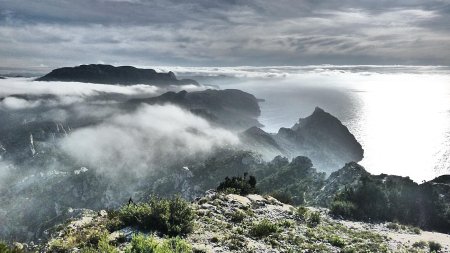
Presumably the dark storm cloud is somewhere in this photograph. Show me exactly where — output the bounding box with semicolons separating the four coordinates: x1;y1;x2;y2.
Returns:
0;0;449;70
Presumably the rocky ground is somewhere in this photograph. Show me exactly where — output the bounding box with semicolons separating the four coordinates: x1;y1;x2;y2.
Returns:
14;191;449;252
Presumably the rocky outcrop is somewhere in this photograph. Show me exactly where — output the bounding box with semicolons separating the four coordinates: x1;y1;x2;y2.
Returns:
239;127;284;157
36;64;199;86
313;162;370;206
242;107;364;172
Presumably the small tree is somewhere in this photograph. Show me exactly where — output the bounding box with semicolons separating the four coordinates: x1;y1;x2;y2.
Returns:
217;174;258;195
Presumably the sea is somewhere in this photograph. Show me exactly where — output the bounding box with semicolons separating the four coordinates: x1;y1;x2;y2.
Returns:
168;65;450;182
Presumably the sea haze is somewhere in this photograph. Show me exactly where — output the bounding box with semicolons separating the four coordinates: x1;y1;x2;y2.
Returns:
164;65;450;182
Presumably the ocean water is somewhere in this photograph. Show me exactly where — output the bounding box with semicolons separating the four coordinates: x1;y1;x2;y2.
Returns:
170;65;450;182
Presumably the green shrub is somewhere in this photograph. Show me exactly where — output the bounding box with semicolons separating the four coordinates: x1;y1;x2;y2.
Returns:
411;227;421;235
270;191;293;204
386;222;399;230
279;219;294;228
328;235;346;248
330;200;357;219
296;206;308;220
229;209;246;223
428;241;442;252
116;196;194;236
217;174;257;195
126;234;191;253
227;234;245;251
81;233;118;253
307;212;321;227
0;242;23;253
249;219;279;238
412;241;427;249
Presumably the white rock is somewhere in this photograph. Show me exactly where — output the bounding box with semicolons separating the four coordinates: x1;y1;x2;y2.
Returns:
226;194;251;206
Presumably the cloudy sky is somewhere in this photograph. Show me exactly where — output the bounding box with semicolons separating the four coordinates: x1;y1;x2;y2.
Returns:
1;0;449;71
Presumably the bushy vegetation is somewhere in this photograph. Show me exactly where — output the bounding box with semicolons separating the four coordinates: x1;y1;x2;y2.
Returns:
307;211;321;227
249;219;279;238
428;241;442;253
81;233;118;253
330;200;357;218
0;242;23;253
330;175;450;233
216;173;257;195
412;241;427;249
125;234;191;253
257;156;325;205
296;206;308;220
228;209;247;223
270;191;293;204
111;196;194;236
386;222;400;230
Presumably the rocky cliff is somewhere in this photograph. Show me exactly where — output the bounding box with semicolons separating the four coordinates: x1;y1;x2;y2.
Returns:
241;107;364;172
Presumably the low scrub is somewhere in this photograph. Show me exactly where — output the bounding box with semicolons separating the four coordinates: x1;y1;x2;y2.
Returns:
0;242;23;253
81;233;118;253
125;234;191;253
296;206;308;220
428;241;442;253
330;200;357;219
307;211;321;227
270;191;293;204
112;196;194;236
228;209;246;223
249;219;279;238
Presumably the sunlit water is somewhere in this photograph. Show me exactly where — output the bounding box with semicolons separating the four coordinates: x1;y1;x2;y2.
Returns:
170;65;450;182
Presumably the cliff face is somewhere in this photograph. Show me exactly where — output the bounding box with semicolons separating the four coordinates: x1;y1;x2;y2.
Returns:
36;64;199;86
241;107;364;173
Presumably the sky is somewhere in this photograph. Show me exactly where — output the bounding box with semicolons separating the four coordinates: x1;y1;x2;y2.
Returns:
1;0;450;71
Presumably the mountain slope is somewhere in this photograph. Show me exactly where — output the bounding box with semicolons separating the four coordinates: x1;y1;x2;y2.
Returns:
29;191;449;253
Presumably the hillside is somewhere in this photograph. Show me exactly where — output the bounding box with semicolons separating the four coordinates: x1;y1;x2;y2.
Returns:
6;191;448;252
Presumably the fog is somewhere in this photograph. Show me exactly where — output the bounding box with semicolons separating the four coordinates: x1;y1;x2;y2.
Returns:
60;104;239;176
0;77;237;178
0;76;243;241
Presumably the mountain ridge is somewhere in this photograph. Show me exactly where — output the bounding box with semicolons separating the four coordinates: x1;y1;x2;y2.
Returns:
36;64;199;86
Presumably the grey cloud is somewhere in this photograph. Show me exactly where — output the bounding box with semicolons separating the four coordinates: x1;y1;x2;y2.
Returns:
0;0;449;68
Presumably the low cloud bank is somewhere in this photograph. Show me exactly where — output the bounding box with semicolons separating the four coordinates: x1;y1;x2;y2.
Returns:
60;104;240;176
0;78;213;110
